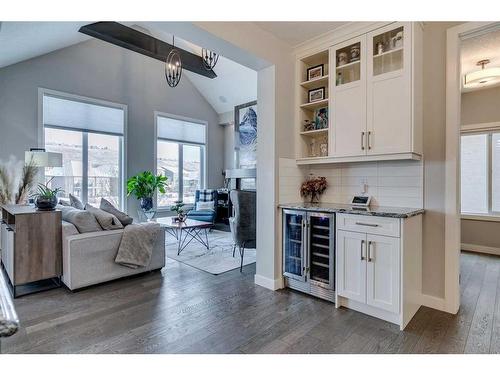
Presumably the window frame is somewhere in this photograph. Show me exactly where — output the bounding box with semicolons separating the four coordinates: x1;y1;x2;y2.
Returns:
38;88;127;209
461;126;500;218
154;111;208;211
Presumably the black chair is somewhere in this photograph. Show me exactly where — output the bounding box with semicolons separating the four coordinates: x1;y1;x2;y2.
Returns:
229;190;256;272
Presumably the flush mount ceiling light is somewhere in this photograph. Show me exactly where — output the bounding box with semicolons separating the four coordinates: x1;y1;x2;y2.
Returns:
464;59;500;89
165;36;182;88
201;48;219;71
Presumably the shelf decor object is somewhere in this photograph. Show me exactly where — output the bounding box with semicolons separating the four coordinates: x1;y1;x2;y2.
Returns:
308;87;325;103
307;64;324;81
165;36;182;88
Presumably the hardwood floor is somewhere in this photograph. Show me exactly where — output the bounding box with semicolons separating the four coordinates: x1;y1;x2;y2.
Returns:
2;251;500;354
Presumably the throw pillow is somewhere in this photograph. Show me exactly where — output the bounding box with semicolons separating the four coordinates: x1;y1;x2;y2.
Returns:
100;198;133;226
85;203;124;231
196;200;214;211
69;193;84;210
59;206;102;233
58;199;71;206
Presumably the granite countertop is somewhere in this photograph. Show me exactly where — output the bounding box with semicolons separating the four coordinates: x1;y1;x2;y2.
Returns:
279;202;424;219
0;271;19;338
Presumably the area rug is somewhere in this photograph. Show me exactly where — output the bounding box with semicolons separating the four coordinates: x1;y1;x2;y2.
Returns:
165;229;256;275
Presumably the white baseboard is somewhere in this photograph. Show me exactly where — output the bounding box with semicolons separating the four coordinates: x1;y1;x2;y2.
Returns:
420;293;446;311
254;274;283;290
461;243;500;256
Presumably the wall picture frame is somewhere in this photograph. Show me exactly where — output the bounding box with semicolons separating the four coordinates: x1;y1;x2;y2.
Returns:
308;87;325;103
307;64;324;81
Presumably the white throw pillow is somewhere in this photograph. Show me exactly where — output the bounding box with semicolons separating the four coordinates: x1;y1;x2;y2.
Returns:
196;201;214;211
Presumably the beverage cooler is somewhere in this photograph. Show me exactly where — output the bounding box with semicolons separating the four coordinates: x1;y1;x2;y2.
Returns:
282;209;335;302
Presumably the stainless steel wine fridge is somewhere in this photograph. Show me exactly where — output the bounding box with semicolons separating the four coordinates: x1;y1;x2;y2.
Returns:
282;209;335;302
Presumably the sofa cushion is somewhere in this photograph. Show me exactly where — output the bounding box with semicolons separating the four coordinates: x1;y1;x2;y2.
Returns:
69;193;84;210
196;200;215;211
59;199;71;206
85;204;124;231
100;198;133;226
59;206;102;233
62;220;79;237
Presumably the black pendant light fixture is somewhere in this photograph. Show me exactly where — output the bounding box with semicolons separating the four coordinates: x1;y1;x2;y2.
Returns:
165;36;182;87
201;48;219;71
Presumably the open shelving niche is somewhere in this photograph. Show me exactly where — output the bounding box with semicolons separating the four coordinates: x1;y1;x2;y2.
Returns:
296;49;330;161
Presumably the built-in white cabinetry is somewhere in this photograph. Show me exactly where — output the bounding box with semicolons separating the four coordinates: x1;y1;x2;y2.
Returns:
295;22;423;165
336;213;422;330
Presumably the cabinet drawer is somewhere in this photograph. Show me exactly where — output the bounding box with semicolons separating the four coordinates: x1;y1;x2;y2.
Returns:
336;214;400;237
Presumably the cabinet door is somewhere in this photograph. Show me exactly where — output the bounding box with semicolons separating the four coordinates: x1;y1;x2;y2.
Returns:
336;230;366;303
367;22;412;155
366;234;400;313
331;35;367;157
283;210;307;282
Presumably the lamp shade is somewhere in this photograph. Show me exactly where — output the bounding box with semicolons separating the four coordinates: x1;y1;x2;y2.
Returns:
25;150;62;168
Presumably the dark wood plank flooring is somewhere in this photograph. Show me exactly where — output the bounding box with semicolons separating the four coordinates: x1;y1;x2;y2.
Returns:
2;251;500;354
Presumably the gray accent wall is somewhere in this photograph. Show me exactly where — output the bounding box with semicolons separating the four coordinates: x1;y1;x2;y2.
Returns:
0;38;223;216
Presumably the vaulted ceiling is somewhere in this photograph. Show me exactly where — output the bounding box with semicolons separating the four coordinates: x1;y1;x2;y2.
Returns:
0;22;256;114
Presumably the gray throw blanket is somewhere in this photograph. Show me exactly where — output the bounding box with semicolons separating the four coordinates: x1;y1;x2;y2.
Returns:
115;222;161;269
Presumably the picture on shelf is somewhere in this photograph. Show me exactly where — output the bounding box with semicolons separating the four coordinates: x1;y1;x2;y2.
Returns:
308;87;325;103
313;107;328;130
307;64;324;81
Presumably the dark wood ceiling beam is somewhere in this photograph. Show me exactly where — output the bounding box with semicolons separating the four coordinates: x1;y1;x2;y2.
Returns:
79;22;216;79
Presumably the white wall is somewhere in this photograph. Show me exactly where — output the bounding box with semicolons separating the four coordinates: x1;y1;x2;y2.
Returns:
279;158;423;208
219;110;235;171
191;22;295;290
0;38;223;216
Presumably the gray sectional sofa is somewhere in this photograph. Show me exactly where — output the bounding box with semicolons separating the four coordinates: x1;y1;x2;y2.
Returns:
61;221;165;291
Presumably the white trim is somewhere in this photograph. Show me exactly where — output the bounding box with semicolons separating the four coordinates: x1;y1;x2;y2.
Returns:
462;243;500;256
254;274;284;291
296;152;421;165
294;22;392;59
37;87;128;210
153;110;208;210
419;293;446;311
462;121;500;133
462;214;500;223
445;22;499;315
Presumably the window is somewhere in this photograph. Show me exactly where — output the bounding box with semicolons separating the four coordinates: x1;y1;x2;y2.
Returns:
460;131;500;216
42;92;125;208
156;113;206;207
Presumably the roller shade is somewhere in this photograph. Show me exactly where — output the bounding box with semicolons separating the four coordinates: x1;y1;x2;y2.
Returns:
43;95;125;135
157;115;206;144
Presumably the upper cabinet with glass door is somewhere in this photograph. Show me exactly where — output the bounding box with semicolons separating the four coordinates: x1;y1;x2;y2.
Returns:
366;22;415;156
330;35;367;157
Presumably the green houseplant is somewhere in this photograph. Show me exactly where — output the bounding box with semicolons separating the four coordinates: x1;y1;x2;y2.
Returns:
31;178;63;211
126;171;168;211
170;200;187;222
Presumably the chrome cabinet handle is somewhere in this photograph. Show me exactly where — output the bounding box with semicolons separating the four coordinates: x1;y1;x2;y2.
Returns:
355;222;379;227
368;241;374;262
360;239;365;260
368;131;372;150
361;132;365;150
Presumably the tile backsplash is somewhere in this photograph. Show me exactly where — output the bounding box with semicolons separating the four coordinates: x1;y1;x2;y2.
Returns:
279;158;423;208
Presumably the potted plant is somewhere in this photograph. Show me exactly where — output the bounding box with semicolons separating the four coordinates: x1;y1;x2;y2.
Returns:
126;171;168;211
300;175;328;204
170;200;187;222
31;178;63;211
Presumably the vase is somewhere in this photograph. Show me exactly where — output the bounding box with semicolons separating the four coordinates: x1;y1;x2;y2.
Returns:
310;193;319;204
177;212;187;222
140;197;153;211
35;196;58;211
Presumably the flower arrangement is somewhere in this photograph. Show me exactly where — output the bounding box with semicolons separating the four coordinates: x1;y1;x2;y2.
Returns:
170;200;187;222
300;175;328;204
